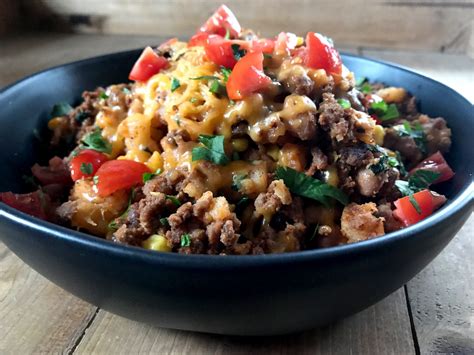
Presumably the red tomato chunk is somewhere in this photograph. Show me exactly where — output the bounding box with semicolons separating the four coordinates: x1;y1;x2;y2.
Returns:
70;149;109;181
129;47;169;82
94;160;150;197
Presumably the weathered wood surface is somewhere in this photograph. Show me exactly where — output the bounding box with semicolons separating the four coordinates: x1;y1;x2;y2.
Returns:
74;289;414;355
24;0;474;56
0;243;97;355
0;34;473;354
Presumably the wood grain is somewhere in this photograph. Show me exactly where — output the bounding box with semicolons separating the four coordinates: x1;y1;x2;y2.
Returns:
26;0;474;56
0;243;98;354
406;216;474;354
74;288;414;354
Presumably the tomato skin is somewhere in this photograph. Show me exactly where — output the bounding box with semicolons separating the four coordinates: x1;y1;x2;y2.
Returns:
188;32;210;47
199;5;241;38
31;156;71;185
410;151;454;184
70;149;109;181
0;191;50;220
249;39;275;54
129;47;169;82
226;51;272;100
393;189;446;226
204;35;237;68
304;32;342;75
275;32;298;55
94;160;150;197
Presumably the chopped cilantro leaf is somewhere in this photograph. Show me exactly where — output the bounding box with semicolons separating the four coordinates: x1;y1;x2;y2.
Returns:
275;167;348;206
93;175;99;185
220;67;232;83
370;155;389;174
359;83;372;93
380;104;399;121
51;102;73;117
75;111;89;123
370;100;388;113
171;77;181;92
190;75;220;81
396;121;426;153
81;129;112;154
99;91;109;100
337;98;351;109
355;76;366;87
190;97;198;103
209;80;227;96
231;44;246;61
180;234;191;247
395;170;441;197
409;194;422;214
166;195;181;207
80;162;93;175
160;217;169;227
142;169;162;183
192;134;230;165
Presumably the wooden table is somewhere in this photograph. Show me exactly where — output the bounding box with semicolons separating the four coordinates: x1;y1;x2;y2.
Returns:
1;33;473;355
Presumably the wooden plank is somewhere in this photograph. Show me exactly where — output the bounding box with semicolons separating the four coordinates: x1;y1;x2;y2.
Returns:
74;288;415;354
407;216;474;354
0;242;98;354
27;0;474;55
361;49;474;102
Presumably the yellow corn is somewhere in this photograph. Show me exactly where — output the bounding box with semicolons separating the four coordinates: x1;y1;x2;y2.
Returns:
146;151;164;172
142;234;172;252
325;165;339;187
374;125;385;146
267;145;280;161
231;138;249;152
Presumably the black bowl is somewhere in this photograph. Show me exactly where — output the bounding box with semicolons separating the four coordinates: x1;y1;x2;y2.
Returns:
0;50;472;336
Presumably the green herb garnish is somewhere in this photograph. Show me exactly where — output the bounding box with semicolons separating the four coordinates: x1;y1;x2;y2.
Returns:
160;217;169;227
166;195;181;207
143;168;162;183
80;162;93;175
275;167;348;206
99;91;109;100
190;75;220;81
337;98;351;109
220;67;232;83
51;102;73;117
209;80;227;96
81;129;112;154
231;44;246;61
190;97;198;103
192;134;230;165
370;100;399;121
409;194;422;214
180;233;191;247
395;170;441;197
171;77;181;92
93;175;99;185
224;28;231;40
395;121;426;153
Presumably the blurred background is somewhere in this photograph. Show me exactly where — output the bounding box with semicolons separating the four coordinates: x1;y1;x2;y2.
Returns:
1;0;473;100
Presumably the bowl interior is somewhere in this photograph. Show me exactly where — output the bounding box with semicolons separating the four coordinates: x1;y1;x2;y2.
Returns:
0;51;472;209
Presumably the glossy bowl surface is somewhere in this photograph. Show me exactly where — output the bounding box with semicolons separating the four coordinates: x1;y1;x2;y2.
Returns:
0;50;472;335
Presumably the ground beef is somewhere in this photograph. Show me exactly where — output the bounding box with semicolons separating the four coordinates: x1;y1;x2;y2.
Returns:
383;128;424;168
377;203;403;233
285;111;318;141
420;116;452;155
306;147;329;176
254;180;292;219
282;72;314;97
318;93;348;142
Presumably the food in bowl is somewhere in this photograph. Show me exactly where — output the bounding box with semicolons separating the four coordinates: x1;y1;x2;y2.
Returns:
0;5;454;255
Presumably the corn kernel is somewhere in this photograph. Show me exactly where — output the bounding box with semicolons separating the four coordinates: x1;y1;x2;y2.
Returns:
324;165;339;187
296;36;304;46
374;125;385;146
142;234;171;252
231;138;249;152
267;145;280;161
146;151;164;172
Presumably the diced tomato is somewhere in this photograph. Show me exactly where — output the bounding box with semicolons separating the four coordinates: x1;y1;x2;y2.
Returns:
410;151;455;184
204;35;237;68
393;189;446;227
31;156;71;186
304;32;342;75
129;47;169;82
69;149;109;181
226;51;272;100
275;32;298;55
188;32;210;47
250;39;275;54
199;5;241;39
0;191;50;220
94;160;150;197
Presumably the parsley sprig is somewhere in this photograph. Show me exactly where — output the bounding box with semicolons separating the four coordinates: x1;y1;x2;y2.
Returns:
395;170;441;197
192;135;230;165
395;121;426;153
81;129;112;154
370;100;399;121
275;167;348;206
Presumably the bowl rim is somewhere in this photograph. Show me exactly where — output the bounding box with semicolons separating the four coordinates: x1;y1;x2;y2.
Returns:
0;50;473;269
